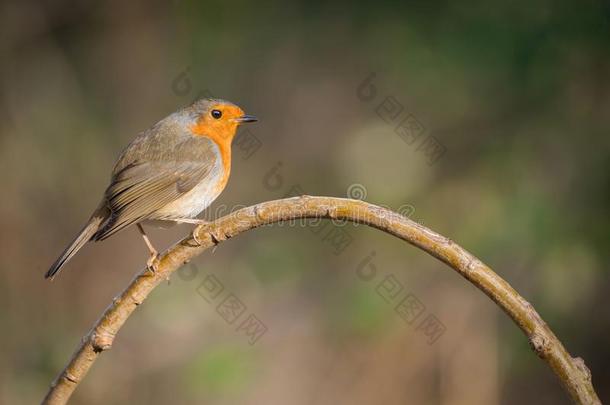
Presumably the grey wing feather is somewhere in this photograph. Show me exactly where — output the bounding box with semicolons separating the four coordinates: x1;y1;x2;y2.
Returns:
94;132;217;240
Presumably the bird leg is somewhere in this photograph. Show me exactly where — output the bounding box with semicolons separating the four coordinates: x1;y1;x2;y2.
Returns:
137;223;159;274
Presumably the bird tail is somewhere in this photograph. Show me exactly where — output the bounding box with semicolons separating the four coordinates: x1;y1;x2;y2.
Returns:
45;207;108;280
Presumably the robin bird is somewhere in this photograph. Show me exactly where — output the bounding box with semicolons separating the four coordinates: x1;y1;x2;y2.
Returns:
45;98;257;280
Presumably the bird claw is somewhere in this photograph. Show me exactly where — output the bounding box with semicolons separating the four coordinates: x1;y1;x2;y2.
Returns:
191;230;220;254
192;221;215;247
192;230;203;246
146;252;159;275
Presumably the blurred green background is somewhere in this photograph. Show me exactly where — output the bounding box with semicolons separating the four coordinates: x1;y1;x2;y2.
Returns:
1;0;609;404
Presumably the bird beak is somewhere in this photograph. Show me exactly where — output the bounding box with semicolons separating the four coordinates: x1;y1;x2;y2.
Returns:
234;114;258;123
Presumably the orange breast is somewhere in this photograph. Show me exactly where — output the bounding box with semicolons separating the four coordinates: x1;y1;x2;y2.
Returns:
191;122;232;193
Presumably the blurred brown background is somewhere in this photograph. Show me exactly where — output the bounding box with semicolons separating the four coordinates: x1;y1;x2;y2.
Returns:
1;0;609;404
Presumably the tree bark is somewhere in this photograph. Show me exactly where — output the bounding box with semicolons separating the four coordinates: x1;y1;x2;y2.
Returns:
42;196;601;404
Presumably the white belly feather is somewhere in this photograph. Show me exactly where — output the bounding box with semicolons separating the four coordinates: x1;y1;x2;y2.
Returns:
153;149;225;220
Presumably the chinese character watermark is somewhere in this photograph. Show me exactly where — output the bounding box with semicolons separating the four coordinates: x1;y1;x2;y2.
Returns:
356;72;446;165
354;250;446;344
180;264;268;345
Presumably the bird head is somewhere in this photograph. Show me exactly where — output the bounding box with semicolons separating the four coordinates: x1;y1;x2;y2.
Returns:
189;98;257;143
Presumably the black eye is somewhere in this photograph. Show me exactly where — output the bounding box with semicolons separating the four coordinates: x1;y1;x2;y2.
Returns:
211;109;222;119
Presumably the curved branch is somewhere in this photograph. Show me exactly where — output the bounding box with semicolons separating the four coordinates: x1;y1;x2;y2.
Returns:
42;196;600;404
